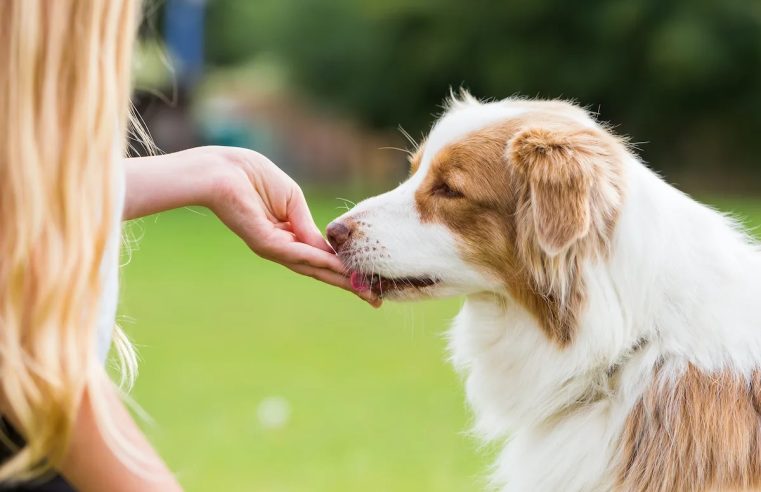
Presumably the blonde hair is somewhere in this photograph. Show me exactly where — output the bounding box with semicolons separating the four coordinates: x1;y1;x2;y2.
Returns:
0;0;141;481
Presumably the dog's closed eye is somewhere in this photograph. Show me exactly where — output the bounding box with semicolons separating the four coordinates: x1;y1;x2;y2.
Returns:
431;182;463;198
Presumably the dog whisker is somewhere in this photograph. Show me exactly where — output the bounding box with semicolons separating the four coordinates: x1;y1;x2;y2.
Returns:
335;197;357;208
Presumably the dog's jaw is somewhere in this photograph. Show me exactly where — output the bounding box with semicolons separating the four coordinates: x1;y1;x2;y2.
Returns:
333;183;497;301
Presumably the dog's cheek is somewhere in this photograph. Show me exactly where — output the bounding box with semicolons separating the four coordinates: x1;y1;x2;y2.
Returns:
455;210;517;280
414;187;436;223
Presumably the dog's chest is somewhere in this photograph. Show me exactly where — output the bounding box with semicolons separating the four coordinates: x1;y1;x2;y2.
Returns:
448;298;627;491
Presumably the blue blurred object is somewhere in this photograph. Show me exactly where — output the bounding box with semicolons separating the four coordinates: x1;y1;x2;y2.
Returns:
201;119;255;149
164;0;206;89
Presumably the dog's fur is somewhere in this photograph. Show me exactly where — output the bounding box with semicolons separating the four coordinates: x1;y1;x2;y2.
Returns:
328;93;761;491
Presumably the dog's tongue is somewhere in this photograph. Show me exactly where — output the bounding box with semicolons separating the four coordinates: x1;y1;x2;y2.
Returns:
350;271;371;292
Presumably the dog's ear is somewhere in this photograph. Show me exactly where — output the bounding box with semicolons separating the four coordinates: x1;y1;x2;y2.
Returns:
508;127;609;256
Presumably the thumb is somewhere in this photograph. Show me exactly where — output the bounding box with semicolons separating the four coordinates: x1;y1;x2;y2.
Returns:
288;188;334;253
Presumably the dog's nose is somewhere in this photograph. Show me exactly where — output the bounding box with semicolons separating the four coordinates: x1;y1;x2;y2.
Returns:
326;221;352;252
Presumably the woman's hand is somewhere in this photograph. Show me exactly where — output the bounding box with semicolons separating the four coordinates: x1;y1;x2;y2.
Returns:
124;147;380;306
204;147;381;306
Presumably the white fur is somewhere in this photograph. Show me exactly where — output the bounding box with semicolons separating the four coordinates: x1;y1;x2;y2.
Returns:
332;96;761;491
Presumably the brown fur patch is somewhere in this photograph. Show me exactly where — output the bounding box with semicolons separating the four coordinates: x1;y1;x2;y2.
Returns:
509;127;594;255
414;109;625;345
618;364;761;492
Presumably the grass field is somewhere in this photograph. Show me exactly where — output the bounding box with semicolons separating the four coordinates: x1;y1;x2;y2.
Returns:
118;192;761;492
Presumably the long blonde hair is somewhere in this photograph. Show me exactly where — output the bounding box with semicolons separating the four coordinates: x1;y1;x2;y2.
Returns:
0;0;141;481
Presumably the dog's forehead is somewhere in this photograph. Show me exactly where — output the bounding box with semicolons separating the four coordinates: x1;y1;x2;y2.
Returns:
425;105;523;167
407;99;597;188
409;103;526;186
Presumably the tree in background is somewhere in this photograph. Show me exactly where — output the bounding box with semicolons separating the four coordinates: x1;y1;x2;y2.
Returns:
205;0;761;189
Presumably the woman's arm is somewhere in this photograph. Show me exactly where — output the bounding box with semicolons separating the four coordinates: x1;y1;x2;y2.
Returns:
124;146;379;306
123;147;225;220
58;378;182;492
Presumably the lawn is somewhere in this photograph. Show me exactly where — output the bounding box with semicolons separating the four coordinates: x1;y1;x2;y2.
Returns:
117;192;759;492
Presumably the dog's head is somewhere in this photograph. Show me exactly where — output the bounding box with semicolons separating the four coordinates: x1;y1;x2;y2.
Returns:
328;94;627;345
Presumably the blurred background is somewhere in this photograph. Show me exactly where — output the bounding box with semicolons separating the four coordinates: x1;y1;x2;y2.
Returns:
122;0;761;490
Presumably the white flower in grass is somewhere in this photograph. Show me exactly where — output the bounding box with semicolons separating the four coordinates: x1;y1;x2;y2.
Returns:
257;396;291;430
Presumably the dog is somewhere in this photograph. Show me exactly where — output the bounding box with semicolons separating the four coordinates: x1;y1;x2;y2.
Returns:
326;92;761;492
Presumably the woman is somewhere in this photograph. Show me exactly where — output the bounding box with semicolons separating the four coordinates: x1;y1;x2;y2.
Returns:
0;1;377;490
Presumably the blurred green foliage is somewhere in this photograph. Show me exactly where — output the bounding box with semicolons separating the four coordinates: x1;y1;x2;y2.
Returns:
205;0;761;186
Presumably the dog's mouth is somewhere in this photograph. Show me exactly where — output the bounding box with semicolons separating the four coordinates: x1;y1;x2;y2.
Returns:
350;272;438;297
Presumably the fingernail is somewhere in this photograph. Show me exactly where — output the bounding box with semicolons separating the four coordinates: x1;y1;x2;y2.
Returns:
355;292;380;307
366;297;382;308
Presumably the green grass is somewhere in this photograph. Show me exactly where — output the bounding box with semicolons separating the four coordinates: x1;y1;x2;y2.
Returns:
118;192;761;491
118;194;487;492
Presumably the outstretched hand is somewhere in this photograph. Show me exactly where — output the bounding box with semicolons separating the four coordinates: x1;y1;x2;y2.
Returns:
124;146;381;307
204;148;382;307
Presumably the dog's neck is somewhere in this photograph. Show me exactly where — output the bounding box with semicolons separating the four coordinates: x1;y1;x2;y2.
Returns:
449;292;633;436
611;162;761;374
